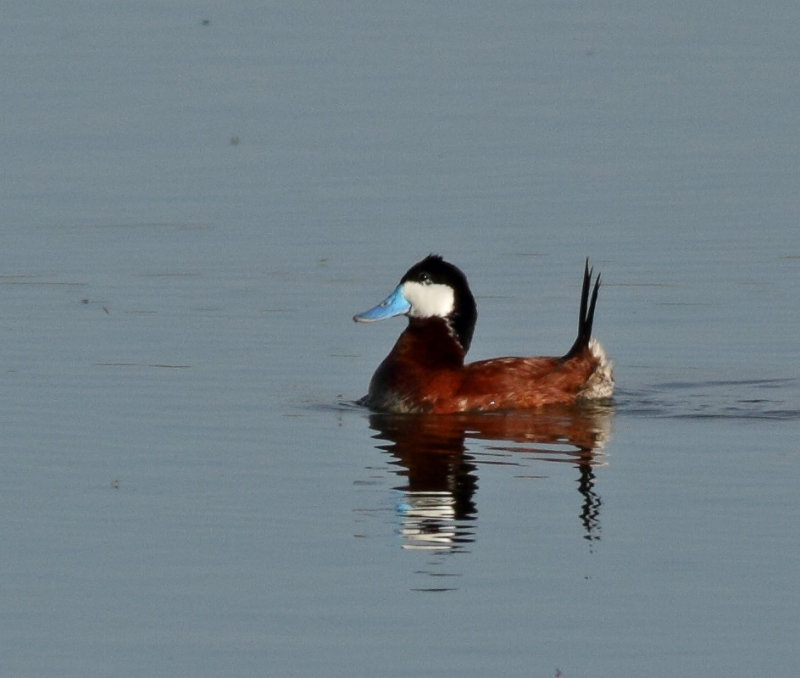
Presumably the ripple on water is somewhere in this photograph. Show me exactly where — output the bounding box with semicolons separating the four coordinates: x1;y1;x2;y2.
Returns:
616;378;800;421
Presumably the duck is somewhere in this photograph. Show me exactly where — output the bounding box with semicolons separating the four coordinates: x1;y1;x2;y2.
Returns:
353;255;613;413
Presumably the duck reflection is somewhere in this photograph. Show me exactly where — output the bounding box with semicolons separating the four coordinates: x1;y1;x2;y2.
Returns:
368;403;613;552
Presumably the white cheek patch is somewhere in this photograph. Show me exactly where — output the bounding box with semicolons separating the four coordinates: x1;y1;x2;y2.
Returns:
401;281;455;318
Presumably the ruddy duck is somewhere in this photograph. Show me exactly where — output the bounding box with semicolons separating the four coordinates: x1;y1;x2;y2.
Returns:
353;255;613;413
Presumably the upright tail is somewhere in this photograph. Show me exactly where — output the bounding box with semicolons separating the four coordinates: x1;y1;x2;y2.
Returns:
563;258;601;360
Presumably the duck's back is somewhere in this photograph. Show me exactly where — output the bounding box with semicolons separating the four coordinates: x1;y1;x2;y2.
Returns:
455;339;612;412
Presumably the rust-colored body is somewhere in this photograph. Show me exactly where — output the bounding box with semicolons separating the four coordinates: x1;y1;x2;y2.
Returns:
365;320;603;413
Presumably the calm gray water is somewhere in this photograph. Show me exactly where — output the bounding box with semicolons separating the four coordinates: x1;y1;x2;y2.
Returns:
3;2;799;677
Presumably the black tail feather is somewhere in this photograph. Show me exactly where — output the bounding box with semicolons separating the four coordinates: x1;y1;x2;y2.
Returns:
563;258;601;360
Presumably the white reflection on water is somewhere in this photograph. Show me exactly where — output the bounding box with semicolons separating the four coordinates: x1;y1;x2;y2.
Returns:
397;492;463;551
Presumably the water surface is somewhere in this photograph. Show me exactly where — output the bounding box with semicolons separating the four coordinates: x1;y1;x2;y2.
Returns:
2;2;799;677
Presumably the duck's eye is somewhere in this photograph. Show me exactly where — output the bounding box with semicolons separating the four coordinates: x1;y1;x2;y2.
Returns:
419;272;432;285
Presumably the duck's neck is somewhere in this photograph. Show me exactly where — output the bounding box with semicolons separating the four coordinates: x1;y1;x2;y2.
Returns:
393;318;466;367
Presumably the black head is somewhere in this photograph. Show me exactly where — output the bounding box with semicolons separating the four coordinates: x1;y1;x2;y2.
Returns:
399;254;477;352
